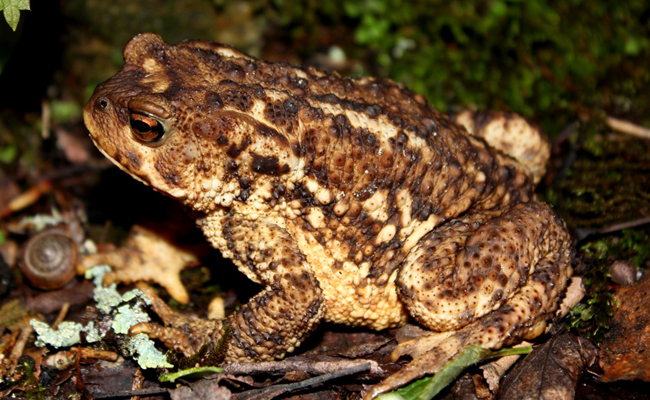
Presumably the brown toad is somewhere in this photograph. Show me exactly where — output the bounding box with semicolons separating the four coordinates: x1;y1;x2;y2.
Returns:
83;33;572;397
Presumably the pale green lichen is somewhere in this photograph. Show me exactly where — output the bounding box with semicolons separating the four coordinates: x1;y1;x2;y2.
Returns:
30;320;99;348
122;288;151;305
18;213;62;232
113;303;150;335
126;334;173;369
32;264;172;369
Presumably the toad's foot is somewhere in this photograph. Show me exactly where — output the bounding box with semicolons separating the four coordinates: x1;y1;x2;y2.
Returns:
129;283;223;357
365;202;572;399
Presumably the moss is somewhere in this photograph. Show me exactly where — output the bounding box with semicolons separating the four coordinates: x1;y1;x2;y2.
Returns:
266;0;650;136
567;228;650;343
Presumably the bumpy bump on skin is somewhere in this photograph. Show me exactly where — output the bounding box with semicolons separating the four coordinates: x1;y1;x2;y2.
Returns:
84;33;573;399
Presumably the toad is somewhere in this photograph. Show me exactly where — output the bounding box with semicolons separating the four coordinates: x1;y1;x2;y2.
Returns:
83;33;572;398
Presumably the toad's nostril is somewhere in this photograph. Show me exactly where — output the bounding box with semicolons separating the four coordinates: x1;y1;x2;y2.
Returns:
97;98;109;110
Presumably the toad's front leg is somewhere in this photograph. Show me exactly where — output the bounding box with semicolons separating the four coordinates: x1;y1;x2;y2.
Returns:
131;217;325;362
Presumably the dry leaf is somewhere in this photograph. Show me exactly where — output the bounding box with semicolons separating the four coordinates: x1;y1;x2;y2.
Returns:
600;272;650;382
497;333;596;400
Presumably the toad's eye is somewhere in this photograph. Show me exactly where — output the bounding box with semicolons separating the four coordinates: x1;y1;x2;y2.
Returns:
129;111;166;142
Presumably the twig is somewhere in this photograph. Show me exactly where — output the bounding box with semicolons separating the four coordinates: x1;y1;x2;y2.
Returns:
550;121;581;190
235;361;372;400
131;367;145;400
7;325;34;375
605;116;650;140
575;215;650;242
0;181;53;219
556;277;586;319
0;162;110;219
91;388;170;399
52;302;70;329
223;359;386;378
598;215;650;234
44;347;119;370
481;342;531;393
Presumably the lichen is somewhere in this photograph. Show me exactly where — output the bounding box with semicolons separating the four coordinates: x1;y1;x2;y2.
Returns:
30;320;99;348
32;264;172;369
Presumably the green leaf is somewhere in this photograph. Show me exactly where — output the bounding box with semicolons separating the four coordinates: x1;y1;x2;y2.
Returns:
378;345;532;400
1;0;30;31
159;366;223;383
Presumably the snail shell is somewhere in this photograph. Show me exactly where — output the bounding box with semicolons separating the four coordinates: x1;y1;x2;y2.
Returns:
20;230;77;290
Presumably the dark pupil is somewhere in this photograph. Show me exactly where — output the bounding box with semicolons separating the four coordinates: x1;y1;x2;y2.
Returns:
130;113;165;142
131;119;153;132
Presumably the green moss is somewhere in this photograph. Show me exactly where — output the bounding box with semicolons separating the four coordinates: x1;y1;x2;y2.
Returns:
266;0;650;136
567;228;649;342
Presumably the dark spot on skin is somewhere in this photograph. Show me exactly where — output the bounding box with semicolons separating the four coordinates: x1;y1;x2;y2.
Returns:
219;79;238;88
227;137;251;158
225;61;246;80
342;100;362;111
394;131;408;151
291;182;316;206
265;100;299;129
216;135;229;146
283;98;299;115
222;88;252;112
251;153;289;176
497;273;509;287
301;106;324;122
256;124;289;146
293;77;309;88
163;82;184;99
391;115;404;128
155;162;180;186
291;142;304;157
334;114;351;137
363;130;377;148
422;118;438;137
205;91;223;109
125;152;141;169
492;289;504;303
314;164;329;185
318;93;340;104
227;160;239;173
469;110;497;134
239;178;251;201
366;104;381;118
272;182;286;199
250;84;266;99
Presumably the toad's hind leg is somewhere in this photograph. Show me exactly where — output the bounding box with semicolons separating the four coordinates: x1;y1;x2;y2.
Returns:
367;202;572;399
452;110;550;185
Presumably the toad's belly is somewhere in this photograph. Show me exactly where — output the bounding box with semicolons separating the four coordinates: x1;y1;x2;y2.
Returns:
294;226;409;330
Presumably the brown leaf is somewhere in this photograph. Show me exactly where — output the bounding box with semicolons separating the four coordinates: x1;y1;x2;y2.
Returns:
79;225;199;304
81;359;166;397
306;329;392;359
497;333;596;400
24;281;94;314
600;272;650;382
450;373;492;400
170;377;233;400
